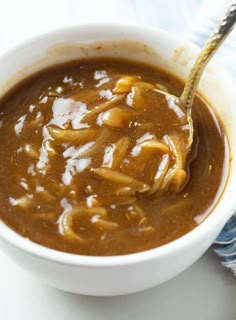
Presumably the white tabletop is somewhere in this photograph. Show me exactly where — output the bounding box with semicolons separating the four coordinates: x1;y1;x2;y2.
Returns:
1;250;236;319
0;1;236;318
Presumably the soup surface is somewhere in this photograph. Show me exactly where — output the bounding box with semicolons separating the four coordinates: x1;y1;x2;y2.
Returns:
0;58;228;256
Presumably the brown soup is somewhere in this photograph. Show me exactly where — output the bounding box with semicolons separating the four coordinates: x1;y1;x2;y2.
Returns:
0;58;228;256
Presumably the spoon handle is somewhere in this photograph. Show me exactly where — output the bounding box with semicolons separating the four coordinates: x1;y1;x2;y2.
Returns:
180;2;236;109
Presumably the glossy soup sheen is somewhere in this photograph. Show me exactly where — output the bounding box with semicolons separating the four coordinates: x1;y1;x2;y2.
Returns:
0;58;228;256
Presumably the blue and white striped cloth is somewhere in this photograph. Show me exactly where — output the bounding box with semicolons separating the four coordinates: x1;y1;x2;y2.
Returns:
215;217;236;275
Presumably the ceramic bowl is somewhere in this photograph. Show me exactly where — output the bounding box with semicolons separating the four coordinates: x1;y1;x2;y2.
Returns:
0;23;235;296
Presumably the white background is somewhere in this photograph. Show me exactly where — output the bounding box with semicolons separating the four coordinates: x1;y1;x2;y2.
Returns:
1;250;236;319
0;0;236;319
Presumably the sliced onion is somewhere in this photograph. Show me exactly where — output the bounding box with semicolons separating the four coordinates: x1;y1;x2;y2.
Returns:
113;76;140;93
48;127;97;144
148;154;170;195
140;139;170;153
82;94;125;123
92;167;150;192
62;206;107;242
100;107;130;128
112;136;130;169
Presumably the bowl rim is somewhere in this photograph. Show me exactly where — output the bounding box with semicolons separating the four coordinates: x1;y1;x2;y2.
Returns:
0;22;235;267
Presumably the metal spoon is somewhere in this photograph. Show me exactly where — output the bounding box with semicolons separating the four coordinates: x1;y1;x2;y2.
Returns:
156;2;236;151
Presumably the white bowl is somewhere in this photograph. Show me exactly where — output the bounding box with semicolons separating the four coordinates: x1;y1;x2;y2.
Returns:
0;23;235;296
